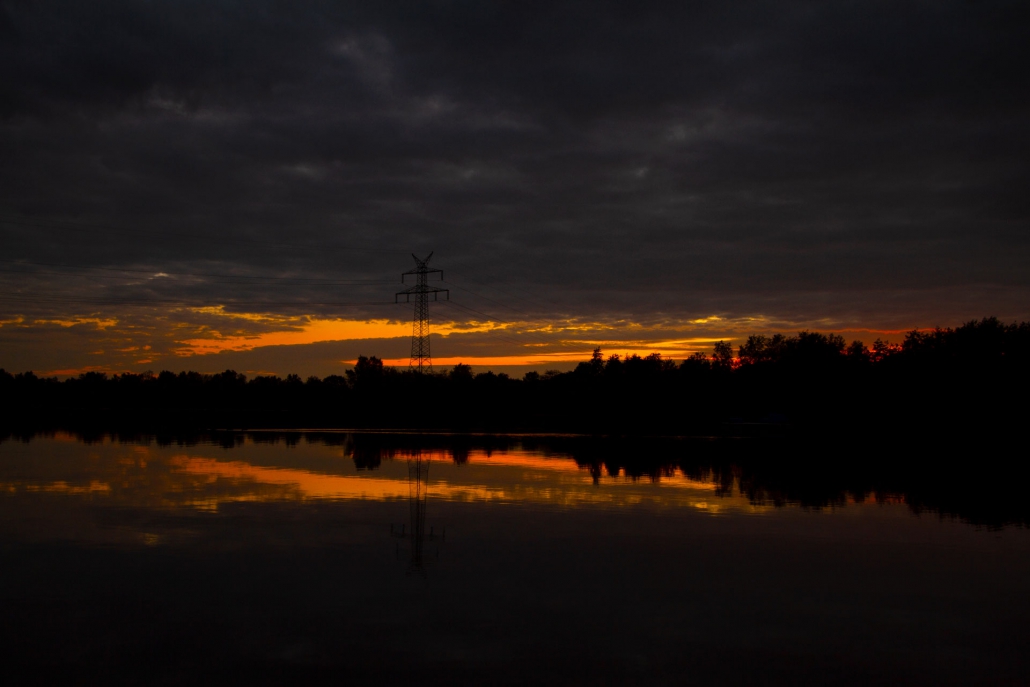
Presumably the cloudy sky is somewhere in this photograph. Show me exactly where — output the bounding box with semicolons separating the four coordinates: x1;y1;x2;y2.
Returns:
1;1;1028;377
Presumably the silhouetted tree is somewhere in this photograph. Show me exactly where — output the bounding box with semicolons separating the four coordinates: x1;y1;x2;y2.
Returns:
346;355;384;388
712;341;733;368
449;363;473;382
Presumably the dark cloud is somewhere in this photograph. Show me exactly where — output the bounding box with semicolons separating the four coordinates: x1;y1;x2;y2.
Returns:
1;0;1028;345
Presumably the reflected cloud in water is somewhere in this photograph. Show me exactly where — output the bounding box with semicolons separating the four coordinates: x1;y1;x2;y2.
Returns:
0;433;798;518
1;432;1029;686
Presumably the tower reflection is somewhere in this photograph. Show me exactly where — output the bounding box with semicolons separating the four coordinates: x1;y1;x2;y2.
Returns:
407;450;429;576
391;450;444;577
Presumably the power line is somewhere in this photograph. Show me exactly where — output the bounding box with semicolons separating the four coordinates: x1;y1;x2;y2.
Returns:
445;265;562;312
0;275;391;288
440;300;556;348
443;280;538;320
0;271;393;288
435;309;532;349
432;306;580;360
439;280;575;347
452;327;539;351
0;294;395;307
443;300;557;346
0;216;403;253
0;259;394;284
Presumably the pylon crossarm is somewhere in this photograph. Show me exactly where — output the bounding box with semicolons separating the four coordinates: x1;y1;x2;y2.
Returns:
396;288;447;301
396;283;447;292
402;266;442;276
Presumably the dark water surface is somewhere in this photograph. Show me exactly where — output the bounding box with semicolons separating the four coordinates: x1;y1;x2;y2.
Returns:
1;432;1027;686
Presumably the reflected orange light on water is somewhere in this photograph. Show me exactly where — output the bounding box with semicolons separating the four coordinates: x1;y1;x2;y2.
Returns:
0;436;906;519
165;451;741;511
11;480;112;495
170;455;511;506
464;452;586;472
464;451;722;491
172;456;409;499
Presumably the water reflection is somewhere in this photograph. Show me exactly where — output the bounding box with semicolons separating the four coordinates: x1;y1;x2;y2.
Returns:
0;430;1027;528
1;431;1029;686
0;433;771;517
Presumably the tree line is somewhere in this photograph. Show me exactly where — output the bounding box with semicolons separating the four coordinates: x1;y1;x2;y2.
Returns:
1;317;1027;436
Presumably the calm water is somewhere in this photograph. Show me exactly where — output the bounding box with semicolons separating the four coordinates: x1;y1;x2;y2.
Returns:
0;432;1027;686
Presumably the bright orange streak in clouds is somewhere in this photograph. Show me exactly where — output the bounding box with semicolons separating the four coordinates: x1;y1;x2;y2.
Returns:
180;319;408;355
178;317;494;356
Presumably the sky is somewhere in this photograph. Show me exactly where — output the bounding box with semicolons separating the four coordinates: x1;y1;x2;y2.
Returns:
1;1;1028;378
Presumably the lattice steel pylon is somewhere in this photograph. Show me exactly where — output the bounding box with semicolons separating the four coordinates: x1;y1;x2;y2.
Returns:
396;252;448;373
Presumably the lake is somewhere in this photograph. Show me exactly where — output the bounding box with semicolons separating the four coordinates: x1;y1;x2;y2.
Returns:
0;431;1027;685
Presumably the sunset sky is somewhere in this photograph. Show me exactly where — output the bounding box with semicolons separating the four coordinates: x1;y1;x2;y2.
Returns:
1;1;1028;378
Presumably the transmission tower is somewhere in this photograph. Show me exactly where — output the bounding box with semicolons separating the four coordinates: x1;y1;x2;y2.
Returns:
396;253;448;373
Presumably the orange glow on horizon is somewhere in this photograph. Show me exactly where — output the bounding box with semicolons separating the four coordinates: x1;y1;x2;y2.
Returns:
5;298;934;378
369;346;714;368
372;354;588;367
38;365;120;377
